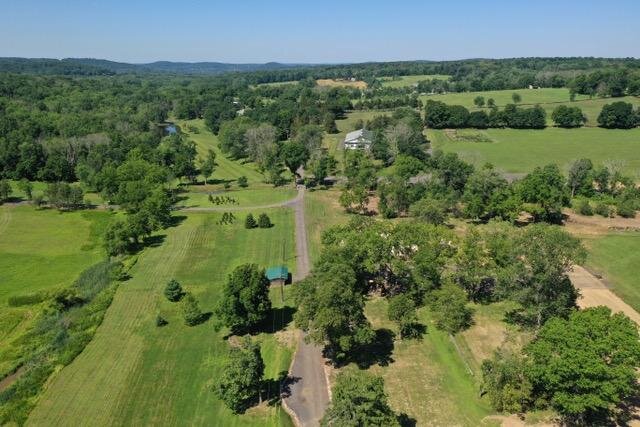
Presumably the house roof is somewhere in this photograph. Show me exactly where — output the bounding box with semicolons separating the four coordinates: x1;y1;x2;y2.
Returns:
266;266;288;281
344;128;373;143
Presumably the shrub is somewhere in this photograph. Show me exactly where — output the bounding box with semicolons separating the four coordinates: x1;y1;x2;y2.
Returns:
257;213;272;228
616;199;636;218
244;213;257;229
574;199;593;216
181;292;204;326
224;182;232;190
164;279;184;302
156;315;168;327
8;291;49;307
594;202;611;217
237;176;248;187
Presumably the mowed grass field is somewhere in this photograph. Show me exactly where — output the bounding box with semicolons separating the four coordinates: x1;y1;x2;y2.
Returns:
419;88;640;125
0;206;110;302
429;127;640;176
304;189;350;265
28;209;297;427
176;119;266;184
379;74;451;88
584;233;640;313
0;206;111;375
179;186;297;209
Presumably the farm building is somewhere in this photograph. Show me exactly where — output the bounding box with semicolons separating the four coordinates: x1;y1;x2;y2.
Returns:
266;266;289;285
344;128;373;150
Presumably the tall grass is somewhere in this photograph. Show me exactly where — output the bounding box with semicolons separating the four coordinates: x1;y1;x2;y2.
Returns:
0;260;122;425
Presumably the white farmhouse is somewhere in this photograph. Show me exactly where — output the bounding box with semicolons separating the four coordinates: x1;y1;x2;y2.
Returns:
343;129;373;150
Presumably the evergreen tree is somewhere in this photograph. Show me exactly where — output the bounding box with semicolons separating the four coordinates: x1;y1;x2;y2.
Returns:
257;213;272;228
244;213;257;229
164;279;184;302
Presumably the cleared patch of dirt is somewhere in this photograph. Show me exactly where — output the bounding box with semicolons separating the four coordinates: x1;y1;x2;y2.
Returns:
0;366;25;392
564;209;640;236
484;414;555;427
461;317;507;363
316;78;367;90
569;265;640;325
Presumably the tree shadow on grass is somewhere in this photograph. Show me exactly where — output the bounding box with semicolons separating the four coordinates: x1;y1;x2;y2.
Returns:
142;234;166;248
398;413;417;427
263;371;299;406
168;214;187;228
254;306;296;334
190;311;213;326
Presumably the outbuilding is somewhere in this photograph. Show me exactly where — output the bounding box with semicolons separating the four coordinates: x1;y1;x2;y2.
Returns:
266;266;289;286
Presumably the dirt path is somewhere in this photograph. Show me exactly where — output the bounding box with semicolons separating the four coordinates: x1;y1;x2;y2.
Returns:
569;265;640;325
282;186;330;427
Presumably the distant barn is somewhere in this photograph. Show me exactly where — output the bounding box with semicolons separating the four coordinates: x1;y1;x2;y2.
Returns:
343;129;373;150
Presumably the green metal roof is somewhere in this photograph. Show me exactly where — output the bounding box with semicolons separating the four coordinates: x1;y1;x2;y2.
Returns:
266;266;288;281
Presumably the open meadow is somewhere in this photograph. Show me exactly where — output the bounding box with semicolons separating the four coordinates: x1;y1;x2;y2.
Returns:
584;232;640;313
429;127;640;176
176;119;266;184
0;206;112;375
27;208;297;426
379;74;451;88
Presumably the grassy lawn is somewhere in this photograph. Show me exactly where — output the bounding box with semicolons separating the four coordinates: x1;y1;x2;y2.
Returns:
178;186;297;209
304;188;350;265
28;209;296;426
420;88;639;125
0;206;110;303
584;233;640;313
364;297;493;426
380;74;450;88
175;118;266;184
429;127;640;176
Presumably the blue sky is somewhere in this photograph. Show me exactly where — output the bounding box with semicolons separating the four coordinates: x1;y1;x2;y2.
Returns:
1;0;638;63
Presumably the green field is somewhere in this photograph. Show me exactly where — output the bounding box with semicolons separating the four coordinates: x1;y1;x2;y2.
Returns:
28;209;296;426
585;233;640;313
365;297;493;426
0;206;112;375
0;206;110;303
176;119;266;184
379;74;451;88
179;186;297;209
419;88;640;125
429;127;640;176
304;189;350;264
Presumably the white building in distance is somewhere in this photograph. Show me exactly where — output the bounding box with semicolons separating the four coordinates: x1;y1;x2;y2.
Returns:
343;129;373;150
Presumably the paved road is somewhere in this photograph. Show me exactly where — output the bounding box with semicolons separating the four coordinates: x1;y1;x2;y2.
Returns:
282;186;330;427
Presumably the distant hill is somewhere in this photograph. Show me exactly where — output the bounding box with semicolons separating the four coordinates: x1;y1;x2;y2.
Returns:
0;57;315;76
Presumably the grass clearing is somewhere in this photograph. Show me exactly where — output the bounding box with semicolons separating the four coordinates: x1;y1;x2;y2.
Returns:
0;206;112;376
316;79;367;90
304;188;350;265
583;233;640;314
364;297;493;426
429;127;640;176
179;186;297;209
28;209;296;426
175;118;266;184
379;74;450;88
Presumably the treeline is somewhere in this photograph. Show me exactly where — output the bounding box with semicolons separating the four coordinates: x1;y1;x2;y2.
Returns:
568;68;640;97
425;100;546;129
425;99;640;129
